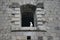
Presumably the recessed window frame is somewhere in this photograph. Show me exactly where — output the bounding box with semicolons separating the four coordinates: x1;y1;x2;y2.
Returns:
20;4;36;27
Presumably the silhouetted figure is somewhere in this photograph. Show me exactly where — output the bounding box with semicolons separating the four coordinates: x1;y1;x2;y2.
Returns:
30;22;33;27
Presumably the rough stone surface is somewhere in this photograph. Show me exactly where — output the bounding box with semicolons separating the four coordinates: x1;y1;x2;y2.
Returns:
0;0;60;40
0;0;11;40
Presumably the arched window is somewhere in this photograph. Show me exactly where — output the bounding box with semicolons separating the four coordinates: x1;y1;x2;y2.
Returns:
20;4;36;27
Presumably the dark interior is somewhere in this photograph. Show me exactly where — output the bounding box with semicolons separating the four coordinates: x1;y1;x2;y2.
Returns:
20;4;36;27
27;36;31;40
22;12;34;27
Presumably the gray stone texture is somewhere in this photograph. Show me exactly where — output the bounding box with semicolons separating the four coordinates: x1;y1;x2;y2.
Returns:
0;0;60;40
0;0;11;40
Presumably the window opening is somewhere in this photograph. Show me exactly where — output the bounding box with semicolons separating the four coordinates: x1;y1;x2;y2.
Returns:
20;4;36;27
27;36;31;40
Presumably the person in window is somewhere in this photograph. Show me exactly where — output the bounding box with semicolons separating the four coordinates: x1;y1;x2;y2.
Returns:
30;22;33;27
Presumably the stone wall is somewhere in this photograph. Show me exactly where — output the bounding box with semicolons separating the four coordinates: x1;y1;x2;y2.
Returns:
0;0;60;40
0;0;11;40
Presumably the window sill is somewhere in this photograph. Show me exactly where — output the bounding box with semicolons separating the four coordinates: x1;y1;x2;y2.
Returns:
11;30;47;32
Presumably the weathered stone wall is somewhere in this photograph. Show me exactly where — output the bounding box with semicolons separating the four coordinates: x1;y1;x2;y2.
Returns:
11;32;47;40
44;0;60;40
0;0;11;40
0;0;60;40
